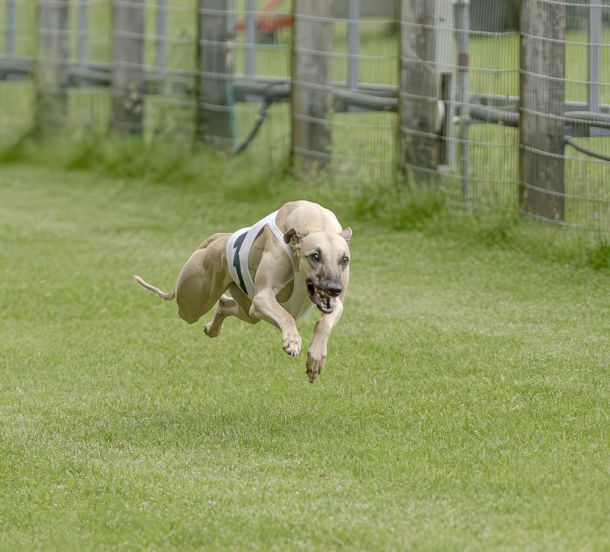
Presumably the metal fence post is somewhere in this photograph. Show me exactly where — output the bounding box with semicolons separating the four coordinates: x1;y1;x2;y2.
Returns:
35;0;70;137
398;0;439;185
291;0;334;177
519;0;566;221
436;0;456;174
111;0;145;134
588;0;601;113
6;0;16;56
245;0;256;77
455;0;470;203
156;0;168;73
195;0;234;148
77;0;88;67
346;0;359;89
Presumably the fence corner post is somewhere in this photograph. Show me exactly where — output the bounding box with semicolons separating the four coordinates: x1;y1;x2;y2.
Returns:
519;0;566;221
111;0;145;135
34;0;70;138
291;0;334;179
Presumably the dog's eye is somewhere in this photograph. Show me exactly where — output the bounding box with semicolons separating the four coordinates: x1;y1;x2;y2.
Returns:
309;252;321;263
340;255;349;265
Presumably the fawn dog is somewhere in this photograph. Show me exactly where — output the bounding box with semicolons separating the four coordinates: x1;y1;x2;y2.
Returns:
135;200;351;382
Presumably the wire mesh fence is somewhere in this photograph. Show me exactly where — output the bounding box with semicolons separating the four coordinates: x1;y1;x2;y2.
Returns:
0;0;609;236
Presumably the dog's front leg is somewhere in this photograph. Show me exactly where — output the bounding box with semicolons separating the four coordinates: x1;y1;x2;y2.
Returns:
306;299;344;383
251;288;302;357
250;249;302;357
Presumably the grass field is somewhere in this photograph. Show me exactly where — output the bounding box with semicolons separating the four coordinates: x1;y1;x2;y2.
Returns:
1;160;609;550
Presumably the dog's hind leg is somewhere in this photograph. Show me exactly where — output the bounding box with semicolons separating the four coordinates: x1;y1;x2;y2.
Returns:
203;290;260;338
175;234;232;325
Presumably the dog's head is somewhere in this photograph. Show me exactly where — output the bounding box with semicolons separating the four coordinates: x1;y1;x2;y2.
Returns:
284;227;352;314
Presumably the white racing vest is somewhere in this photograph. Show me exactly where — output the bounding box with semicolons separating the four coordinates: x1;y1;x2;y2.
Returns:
226;210;313;320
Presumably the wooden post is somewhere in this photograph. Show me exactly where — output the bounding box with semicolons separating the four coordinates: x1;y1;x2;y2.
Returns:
398;0;439;185
519;0;566;221
111;0;145;135
35;0;70;137
291;0;334;178
195;0;234;148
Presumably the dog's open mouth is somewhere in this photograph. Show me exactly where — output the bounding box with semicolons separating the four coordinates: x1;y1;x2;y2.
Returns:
307;280;336;314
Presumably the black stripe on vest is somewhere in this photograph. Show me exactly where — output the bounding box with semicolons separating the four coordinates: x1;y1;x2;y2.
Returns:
231;231;248;294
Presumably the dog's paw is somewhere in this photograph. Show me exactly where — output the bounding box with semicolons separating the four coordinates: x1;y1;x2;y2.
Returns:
306;352;326;383
204;321;222;338
282;332;302;357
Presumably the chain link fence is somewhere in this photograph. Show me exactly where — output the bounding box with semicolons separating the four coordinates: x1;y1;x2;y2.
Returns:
0;0;608;236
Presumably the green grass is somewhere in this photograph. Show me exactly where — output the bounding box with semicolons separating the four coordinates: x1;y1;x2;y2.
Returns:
1;161;609;550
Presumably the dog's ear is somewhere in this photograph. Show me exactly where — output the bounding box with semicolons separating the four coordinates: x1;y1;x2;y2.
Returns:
284;228;305;247
284;228;305;245
339;227;352;243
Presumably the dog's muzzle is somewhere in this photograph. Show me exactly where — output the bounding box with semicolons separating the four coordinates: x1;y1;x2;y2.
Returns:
306;280;342;314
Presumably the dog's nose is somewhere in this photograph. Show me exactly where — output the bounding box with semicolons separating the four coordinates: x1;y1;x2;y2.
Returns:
325;282;343;297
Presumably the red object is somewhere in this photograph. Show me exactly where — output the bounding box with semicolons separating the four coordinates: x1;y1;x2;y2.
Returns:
235;0;293;34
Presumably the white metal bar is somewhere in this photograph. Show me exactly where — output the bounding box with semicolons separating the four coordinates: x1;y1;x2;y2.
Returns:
588;0;601;112
245;0;256;77
346;0;359;89
6;0;16;56
454;0;470;206
156;0;168;70
77;0;88;65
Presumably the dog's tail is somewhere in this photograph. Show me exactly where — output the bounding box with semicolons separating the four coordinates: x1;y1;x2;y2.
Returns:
133;275;176;301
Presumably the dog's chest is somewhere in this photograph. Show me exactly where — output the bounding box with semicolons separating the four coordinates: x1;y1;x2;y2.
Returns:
280;270;313;320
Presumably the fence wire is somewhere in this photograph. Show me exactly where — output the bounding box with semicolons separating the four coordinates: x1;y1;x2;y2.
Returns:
0;0;608;236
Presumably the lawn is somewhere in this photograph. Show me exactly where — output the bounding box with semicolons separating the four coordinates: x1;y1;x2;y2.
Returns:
0;162;608;550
